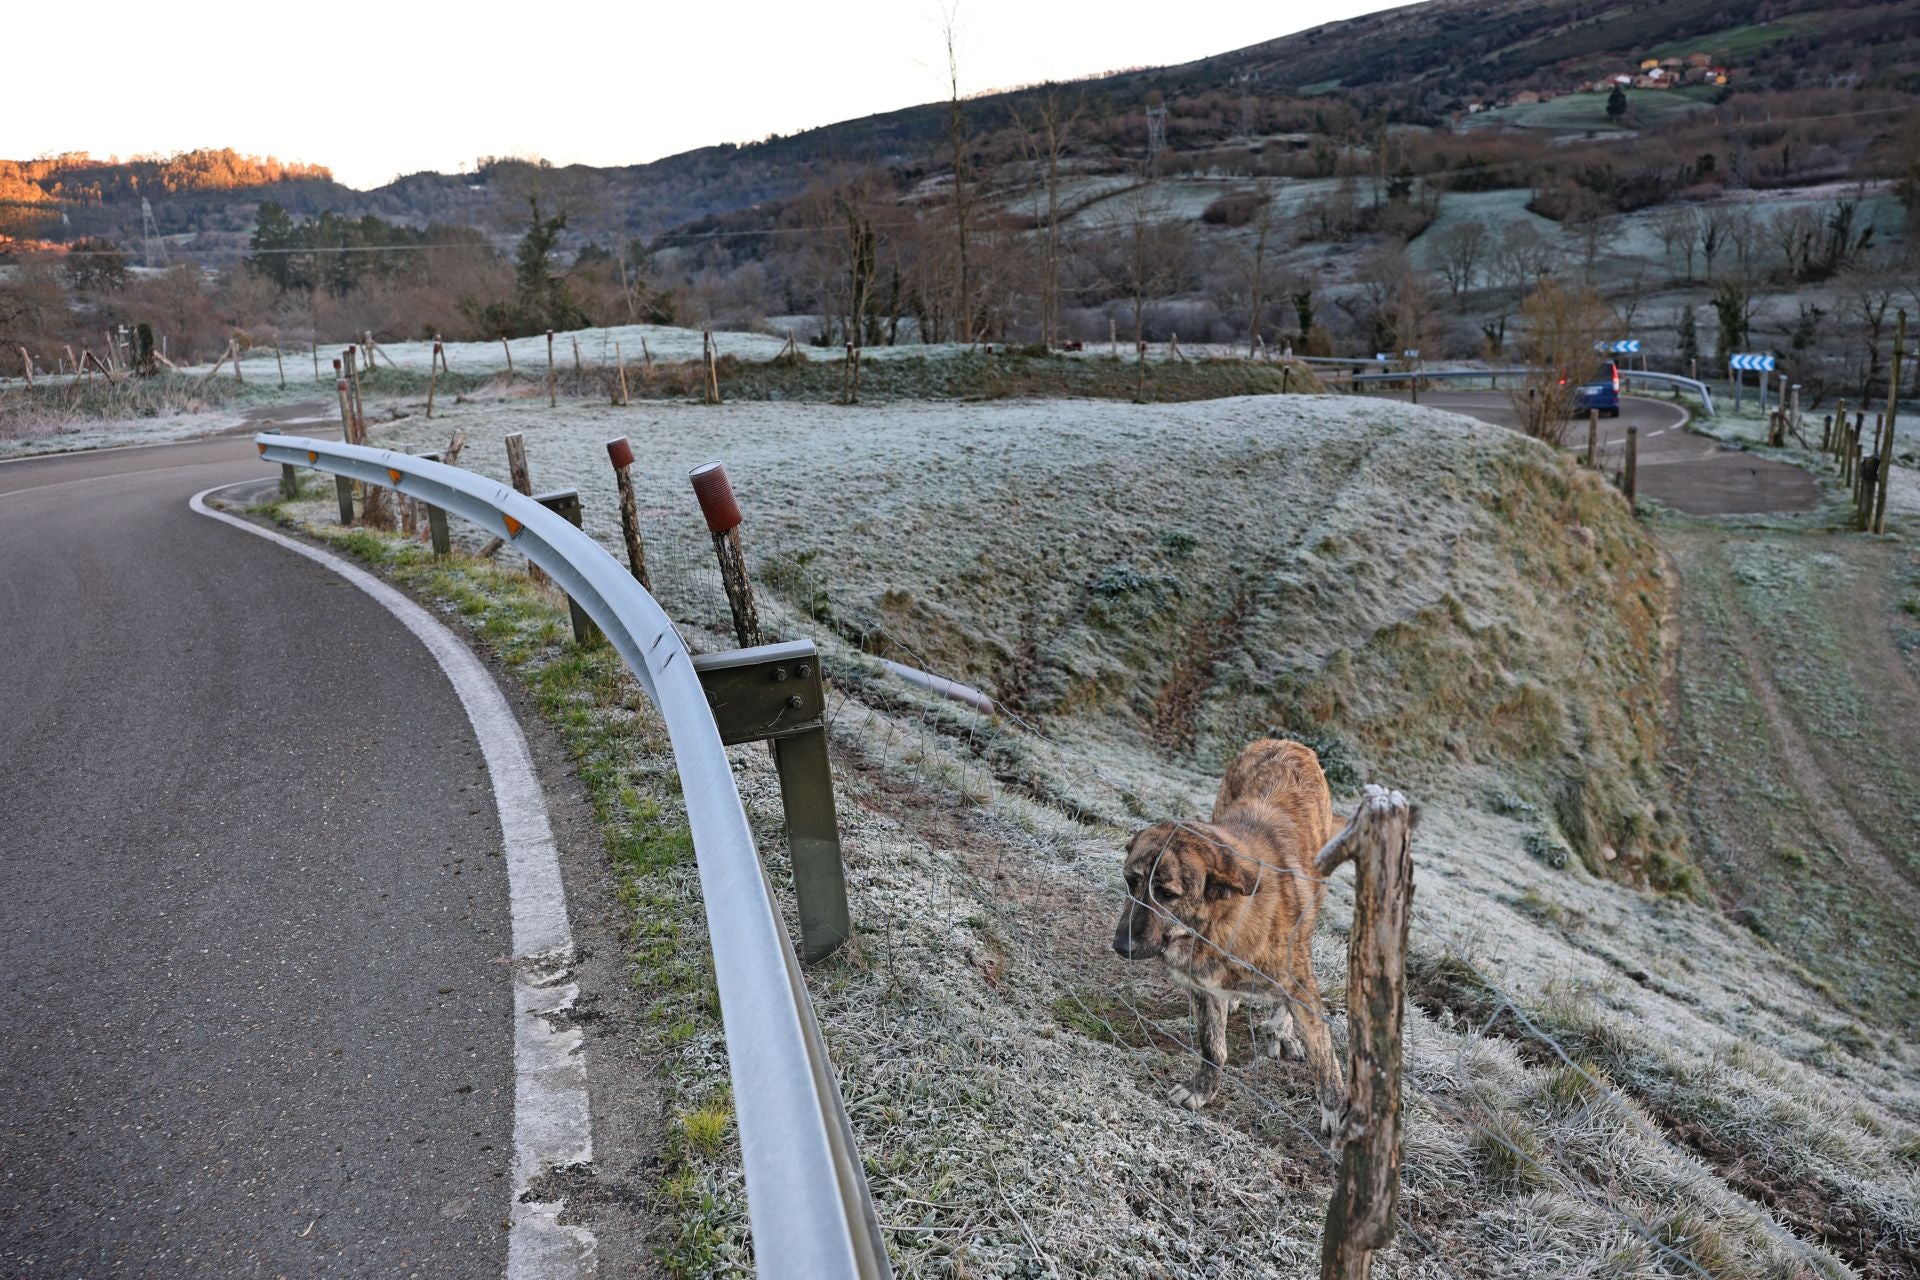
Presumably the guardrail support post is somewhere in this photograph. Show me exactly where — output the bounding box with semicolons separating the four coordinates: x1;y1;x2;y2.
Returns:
335;474;354;524
693;639;851;962
532;488;599;646
280;463;298;499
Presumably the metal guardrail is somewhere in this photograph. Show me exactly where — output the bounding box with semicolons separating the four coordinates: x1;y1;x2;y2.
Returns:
254;434;891;1280
1350;368;1527;386
1621;369;1716;417
1344;366;1716;417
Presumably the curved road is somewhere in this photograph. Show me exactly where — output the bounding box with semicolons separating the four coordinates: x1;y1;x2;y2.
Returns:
0;439;530;1275
1388;390;1819;515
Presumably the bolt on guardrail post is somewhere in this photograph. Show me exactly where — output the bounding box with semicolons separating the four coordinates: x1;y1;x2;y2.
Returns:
692;639;851;962
690;461;761;649
605;437;651;590
532;489;600;646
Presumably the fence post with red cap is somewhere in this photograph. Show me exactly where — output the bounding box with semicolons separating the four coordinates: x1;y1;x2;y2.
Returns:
690;460;759;649
606;436;650;590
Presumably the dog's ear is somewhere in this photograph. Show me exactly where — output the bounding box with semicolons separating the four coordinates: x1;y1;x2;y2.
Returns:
1199;840;1262;899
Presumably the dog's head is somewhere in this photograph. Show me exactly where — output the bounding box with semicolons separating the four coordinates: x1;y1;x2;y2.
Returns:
1112;820;1261;960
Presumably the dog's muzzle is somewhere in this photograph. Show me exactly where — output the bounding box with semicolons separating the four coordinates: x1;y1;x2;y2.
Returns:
1113;901;1164;960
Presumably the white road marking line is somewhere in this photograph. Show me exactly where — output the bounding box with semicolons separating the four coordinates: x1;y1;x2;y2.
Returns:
190;484;597;1280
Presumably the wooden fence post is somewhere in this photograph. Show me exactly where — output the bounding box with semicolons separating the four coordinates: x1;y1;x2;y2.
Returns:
19;346;32;388
1624;426;1638;508
1315;786;1416;1280
505;432;546;583
690;461;759;648
1874;312;1904;536
606;436;651;590
426;342;442;418
274;336;285;388
615;342;629;405
502;335;514;375
546;330;556;407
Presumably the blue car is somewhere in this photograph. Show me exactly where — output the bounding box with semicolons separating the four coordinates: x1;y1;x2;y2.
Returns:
1571;361;1621;417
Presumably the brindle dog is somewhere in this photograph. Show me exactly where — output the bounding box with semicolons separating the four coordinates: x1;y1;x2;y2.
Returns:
1113;739;1344;1127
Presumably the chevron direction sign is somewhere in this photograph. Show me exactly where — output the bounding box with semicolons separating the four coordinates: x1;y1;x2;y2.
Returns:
1595;339;1641;354
1730;353;1776;372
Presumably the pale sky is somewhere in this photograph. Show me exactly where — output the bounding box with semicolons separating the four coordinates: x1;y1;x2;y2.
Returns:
7;1;1407;190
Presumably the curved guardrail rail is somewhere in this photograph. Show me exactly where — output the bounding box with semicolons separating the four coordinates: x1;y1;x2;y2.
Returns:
1620;369;1716;417
1347;366;1716;417
254;434;891;1280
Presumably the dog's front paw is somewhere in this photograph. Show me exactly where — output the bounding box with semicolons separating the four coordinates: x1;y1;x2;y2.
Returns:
1170;1080;1213;1111
1262;1032;1308;1061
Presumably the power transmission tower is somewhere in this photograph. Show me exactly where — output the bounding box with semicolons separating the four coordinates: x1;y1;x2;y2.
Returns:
1145;106;1168;161
1235;72;1257;138
141;198;168;269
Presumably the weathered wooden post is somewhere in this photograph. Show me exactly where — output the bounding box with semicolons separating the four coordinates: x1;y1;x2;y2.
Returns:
532;488;599;646
334;374;356;445
18;346;32;388
1833;399;1848;458
421;451;451;557
502;431;547;583
426;341;442;419
570;333;582;376
1874;312;1905;536
230;338;243;383
274;337;285;388
1586;409;1598;468
1625;426;1639;508
1316;786;1416;1280
1822;414;1834;453
690;460;760;648
546;330;556;407
501;335;514;376
280;463;299;500
332;375;356;526
614;342;630;406
605;436;651;590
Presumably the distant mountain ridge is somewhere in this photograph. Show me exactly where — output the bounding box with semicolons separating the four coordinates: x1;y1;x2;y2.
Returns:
3;0;1915;254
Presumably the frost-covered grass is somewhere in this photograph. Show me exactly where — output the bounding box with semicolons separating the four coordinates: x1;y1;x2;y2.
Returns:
248;396;1920;1277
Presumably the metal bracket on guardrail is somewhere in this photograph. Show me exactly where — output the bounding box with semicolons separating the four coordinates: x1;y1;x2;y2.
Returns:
531;488;599;646
693;639;850;963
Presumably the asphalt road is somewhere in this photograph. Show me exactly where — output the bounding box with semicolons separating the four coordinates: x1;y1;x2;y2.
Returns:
0;438;520;1276
1387;390;1819;515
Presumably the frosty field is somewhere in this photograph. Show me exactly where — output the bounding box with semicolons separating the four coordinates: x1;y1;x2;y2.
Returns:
250;388;1920;1277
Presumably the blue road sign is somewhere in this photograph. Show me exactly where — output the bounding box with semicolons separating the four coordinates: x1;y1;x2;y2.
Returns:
1730;353;1776;372
1594;339;1642;354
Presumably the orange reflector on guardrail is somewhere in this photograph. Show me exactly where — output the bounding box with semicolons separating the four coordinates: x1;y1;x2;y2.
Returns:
307;450;318;463
504;514;523;538
388;468;402;484
257;442;266;455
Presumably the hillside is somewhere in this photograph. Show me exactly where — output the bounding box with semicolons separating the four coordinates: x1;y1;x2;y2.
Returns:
241;389;1920;1277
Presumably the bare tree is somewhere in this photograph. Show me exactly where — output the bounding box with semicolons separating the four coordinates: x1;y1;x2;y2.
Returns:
1510;278;1617;444
1841;256;1899;401
1699;207;1730;280
1009;89;1080;348
1433;221;1488;300
1115;184;1190;348
1652;206;1698;281
1242;180;1278;354
942;7;974;342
